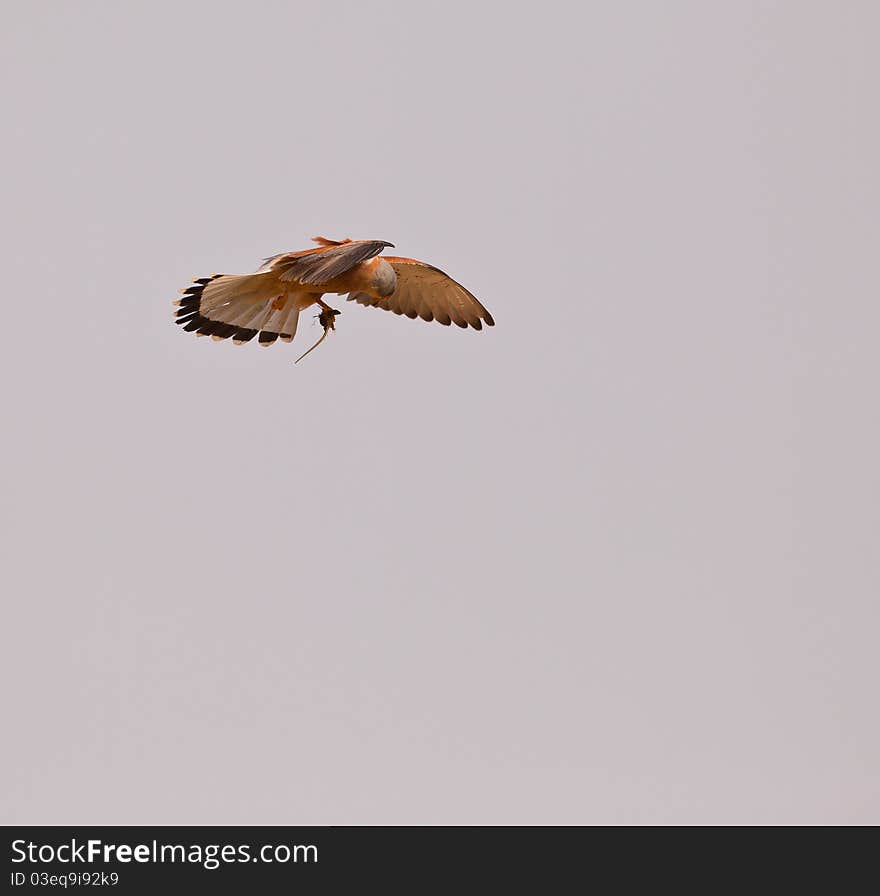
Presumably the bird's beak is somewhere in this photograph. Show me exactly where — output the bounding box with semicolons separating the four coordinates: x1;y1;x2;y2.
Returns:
380;241;395;248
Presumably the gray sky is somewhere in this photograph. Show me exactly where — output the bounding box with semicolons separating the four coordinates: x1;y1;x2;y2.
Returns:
2;1;878;824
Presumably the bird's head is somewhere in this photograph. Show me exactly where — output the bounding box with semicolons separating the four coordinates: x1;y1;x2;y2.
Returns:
373;259;397;297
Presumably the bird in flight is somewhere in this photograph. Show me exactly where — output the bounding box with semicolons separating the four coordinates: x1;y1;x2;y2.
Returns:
173;237;494;362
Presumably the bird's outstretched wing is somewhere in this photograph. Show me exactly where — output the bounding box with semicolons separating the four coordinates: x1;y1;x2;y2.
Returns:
173;272;304;346
348;256;494;330
270;239;393;285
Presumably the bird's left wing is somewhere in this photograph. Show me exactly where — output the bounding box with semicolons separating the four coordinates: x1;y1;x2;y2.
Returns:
174;272;304;346
271;239;392;285
348;256;494;330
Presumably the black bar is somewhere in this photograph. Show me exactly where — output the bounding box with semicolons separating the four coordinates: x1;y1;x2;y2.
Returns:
5;826;588;892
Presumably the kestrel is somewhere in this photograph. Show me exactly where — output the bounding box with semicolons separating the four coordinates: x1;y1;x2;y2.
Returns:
173;237;494;362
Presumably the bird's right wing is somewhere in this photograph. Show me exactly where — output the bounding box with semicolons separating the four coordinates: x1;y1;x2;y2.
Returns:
348;256;494;330
270;239;393;285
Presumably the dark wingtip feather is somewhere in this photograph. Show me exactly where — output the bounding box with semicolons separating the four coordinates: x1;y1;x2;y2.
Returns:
172;275;227;339
196;319;223;336
209;323;237;341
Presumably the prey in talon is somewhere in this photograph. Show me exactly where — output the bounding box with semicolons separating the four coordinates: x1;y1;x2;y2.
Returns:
295;306;341;364
172;236;495;364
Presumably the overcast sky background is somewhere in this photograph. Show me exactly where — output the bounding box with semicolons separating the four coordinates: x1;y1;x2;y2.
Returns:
2;1;878;824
